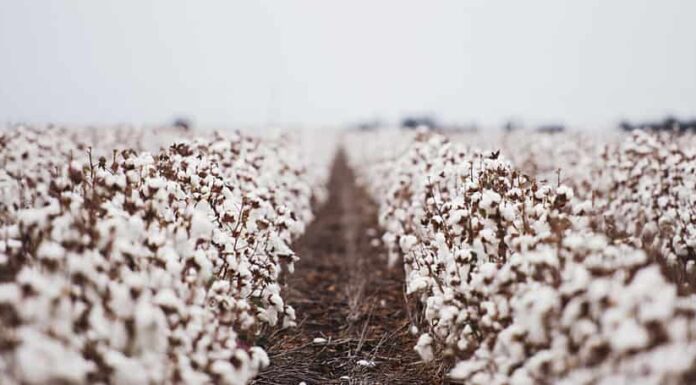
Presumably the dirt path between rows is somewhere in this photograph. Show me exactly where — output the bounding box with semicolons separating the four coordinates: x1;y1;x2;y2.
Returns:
253;153;443;385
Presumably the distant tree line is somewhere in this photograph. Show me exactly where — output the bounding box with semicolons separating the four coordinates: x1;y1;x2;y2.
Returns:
620;116;696;133
350;115;696;134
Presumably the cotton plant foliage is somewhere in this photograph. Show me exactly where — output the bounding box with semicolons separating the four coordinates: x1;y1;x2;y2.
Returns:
345;129;696;385
0;125;329;385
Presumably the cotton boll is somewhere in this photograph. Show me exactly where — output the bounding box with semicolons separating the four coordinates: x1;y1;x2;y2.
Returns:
480;190;501;213
399;235;418;253
146;176;166;192
0;283;20;304
512;285;559;345
36;241;65;262
609;319;649;353
500;203;517;222
258;306;279;326
556;185;574;200
154;288;182;313
250;346;270;369
357;359;376;368
448;209;467;225
415;333;434;362
105;350;150;385
134;299;169;355
450;359;487;382
16;329;93;385
190;204;214;241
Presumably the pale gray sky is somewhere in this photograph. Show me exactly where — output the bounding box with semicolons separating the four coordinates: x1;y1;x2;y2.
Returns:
1;1;695;128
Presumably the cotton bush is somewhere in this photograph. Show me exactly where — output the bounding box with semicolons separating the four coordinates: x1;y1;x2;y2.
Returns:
0;125;329;385
345;128;696;384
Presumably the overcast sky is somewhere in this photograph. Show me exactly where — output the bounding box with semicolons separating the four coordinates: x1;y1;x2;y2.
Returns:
1;1;695;128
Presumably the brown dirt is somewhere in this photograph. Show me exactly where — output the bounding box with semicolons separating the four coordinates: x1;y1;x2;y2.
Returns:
253;153;445;385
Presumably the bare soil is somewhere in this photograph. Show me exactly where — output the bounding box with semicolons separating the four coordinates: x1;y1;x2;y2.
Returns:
253;153;444;385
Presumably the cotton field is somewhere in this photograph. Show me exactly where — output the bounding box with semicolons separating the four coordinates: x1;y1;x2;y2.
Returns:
1;124;695;384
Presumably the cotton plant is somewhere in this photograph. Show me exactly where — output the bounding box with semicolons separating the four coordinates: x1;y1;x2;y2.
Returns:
345;129;696;383
347;131;576;354
0;125;328;385
448;234;696;385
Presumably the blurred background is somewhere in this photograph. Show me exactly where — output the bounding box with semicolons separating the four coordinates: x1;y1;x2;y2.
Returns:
1;0;695;129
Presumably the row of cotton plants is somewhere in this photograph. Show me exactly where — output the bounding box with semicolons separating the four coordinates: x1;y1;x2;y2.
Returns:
0;124;197;219
344;129;696;384
0;125;327;385
491;130;696;292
